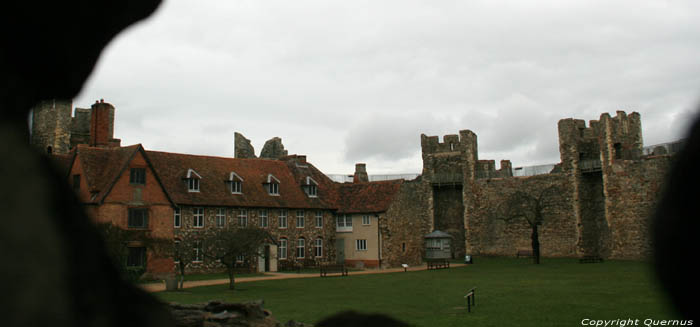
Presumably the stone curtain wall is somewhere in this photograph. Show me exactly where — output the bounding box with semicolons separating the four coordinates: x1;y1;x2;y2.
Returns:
604;156;671;259
466;173;578;257
380;179;432;267
432;185;465;258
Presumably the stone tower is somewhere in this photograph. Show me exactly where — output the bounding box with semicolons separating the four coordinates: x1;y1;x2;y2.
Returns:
31;99;72;154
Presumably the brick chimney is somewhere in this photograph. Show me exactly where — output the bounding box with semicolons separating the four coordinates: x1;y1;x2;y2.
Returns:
89;100;115;147
353;163;369;183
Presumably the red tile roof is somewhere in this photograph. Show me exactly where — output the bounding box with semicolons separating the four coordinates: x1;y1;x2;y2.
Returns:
49;153;75;177
146;150;338;209
335;180;403;214
75;145;141;202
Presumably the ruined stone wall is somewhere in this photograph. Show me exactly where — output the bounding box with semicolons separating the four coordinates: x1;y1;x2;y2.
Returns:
31;99;72;154
380;179;432;267
70;108;92;148
465;173;578;257
432;185;465;258
234;133;256;159
578;171;610;256
603;156;671;259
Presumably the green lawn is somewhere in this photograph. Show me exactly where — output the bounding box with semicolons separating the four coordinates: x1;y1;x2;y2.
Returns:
156;258;679;326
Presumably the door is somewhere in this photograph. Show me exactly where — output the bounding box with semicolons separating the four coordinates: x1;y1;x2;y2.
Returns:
335;238;345;264
264;245;270;272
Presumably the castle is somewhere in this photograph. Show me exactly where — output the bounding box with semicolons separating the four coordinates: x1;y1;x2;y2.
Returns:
33;100;676;277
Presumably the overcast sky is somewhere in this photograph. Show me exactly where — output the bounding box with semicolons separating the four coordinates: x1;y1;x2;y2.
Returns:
75;0;700;175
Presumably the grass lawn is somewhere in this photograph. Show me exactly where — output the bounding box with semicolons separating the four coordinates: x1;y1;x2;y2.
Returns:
156;258;679;326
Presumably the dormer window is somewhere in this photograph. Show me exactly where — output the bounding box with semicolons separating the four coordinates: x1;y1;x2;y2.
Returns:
229;172;243;194
186;169;201;192
265;174;280;196
303;176;318;198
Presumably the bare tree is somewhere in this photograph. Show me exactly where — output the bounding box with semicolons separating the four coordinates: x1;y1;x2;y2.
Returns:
202;227;272;290
173;232;201;289
95;222;170;281
497;184;561;264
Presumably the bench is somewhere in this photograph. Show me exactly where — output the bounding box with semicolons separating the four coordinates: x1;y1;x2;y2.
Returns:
426;258;450;270
464;287;476;313
516;249;533;258
320;264;348;277
579;255;604;263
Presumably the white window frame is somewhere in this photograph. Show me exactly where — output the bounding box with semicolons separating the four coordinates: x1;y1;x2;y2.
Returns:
296;210;305;228
193;207;204;228
279;238;287;260
356;239;367;251
238;209;248;227
336;214;352;232
193;240;203;262
315;211;323;228
296;238;305;258
279;209;288;229
174;207;181;228
305;176;318;198
314;238;323;257
230;172;243;194
216;208;226;227
362;215;371;225
260;209;268;228
187;169;202;192
267;174;280;196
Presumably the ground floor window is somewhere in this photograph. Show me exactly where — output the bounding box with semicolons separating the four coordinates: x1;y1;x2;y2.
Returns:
126;247;147;267
279;238;287;259
193;240;203;262
314;238;323;257
356;239;367;251
296;238;305;258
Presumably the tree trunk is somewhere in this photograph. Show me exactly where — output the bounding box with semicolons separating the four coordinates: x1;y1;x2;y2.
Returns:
227;265;236;290
178;262;186;289
531;224;541;264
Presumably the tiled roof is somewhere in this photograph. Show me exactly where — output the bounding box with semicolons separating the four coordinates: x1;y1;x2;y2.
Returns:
335;180;403;214
146;151;338;209
49;153;75;177
75;145;141;202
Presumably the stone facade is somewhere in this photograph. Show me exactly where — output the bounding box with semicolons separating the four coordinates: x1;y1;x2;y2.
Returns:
31;99;120;155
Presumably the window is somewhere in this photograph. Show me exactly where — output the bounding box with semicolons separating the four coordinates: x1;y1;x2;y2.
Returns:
314;238;323;257
216;208;226;227
315;211;323;228
236;255;245;263
126;247;146;267
128;208;148;228
356;239;367;251
402;242;406;252
229;172;243;194
187;169;201;192
193;207;204;228
266;174;280;195
279;209;288;228
279;238;287;260
193;240;203;262
362;215;371;225
72;174;80;190
296;210;305;228
296;238;305;258
130;168;146;185
260;209;268;228
174;207;181;228
336;214;352;232
238;209;248;227
304;176;318;197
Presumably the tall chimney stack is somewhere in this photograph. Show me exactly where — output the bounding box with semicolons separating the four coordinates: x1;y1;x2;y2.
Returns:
353;163;369;183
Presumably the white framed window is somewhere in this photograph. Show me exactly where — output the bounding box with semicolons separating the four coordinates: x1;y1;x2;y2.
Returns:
238;209;248;227
356;239;367;251
279;238;287;260
236;255;245;263
362;215;371;225
266;174;280;195
216;208;226;227
193;240;203;262
296;210;305;228
193;207;204;228
187;169;201;192
229;172;243;194
279;209;288;229
304;176;318;197
174;207;181;228
336;214;352;232
260;209;268;228
314;238;323;257
296;238;305;258
315;211;323;228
